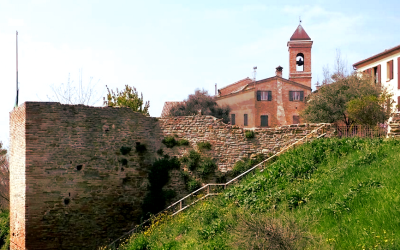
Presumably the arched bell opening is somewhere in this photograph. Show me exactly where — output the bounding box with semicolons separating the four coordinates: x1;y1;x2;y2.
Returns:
296;53;304;71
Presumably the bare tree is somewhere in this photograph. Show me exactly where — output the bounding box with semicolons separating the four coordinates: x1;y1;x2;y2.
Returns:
320;49;350;86
333;49;349;78
0;142;9;210
47;69;103;106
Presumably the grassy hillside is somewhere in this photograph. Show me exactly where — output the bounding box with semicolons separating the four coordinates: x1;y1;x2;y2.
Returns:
119;137;400;250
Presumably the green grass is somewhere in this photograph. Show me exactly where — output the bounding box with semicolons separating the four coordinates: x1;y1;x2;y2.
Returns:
0;209;9;250
119;137;400;249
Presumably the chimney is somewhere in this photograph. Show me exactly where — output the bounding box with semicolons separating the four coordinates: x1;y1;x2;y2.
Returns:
275;66;283;78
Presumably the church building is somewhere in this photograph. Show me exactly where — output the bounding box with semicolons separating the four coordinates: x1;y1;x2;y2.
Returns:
215;24;313;127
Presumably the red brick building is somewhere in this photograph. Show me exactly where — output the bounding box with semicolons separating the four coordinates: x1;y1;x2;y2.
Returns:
216;24;313;127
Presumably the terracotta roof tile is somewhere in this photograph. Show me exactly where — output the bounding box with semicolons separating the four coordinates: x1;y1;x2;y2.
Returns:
218;77;253;96
290;24;311;41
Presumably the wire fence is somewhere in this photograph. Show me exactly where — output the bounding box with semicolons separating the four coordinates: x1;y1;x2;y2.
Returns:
103;124;328;250
336;125;388;138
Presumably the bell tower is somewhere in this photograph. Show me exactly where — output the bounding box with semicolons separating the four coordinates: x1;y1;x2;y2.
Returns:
287;24;313;88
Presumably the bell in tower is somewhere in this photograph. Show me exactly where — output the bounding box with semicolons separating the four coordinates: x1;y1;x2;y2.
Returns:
296;53;304;71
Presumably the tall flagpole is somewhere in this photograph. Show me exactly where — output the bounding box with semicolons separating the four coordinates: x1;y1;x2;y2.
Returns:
15;31;19;108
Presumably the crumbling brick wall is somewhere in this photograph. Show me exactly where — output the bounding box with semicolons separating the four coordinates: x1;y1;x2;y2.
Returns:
9;102;333;250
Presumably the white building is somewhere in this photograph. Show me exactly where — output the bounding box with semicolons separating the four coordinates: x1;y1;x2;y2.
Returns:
353;44;400;112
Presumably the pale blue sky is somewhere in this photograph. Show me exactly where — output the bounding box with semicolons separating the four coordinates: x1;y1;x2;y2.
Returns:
1;0;400;148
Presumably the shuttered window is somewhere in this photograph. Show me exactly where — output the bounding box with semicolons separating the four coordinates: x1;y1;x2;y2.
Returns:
260;115;268;127
377;65;381;85
244;114;248;126
231;114;236;125
257;91;272;101
289;91;304;101
387;60;394;80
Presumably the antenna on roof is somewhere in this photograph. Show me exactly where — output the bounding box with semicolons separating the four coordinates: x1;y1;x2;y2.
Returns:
215;83;217;96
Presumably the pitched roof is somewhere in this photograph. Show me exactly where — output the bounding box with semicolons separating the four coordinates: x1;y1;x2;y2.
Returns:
353;44;400;68
160;101;182;117
290;24;311;41
218;77;253;96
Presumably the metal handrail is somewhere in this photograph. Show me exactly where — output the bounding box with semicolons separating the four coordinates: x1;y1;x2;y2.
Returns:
105;124;328;249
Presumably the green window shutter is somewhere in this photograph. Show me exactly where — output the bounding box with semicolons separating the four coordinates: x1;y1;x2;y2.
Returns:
300;91;304;101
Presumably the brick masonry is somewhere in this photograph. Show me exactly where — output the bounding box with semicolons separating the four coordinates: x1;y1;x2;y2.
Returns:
10;102;335;249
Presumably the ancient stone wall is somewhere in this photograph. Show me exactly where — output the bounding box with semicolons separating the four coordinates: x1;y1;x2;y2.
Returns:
159;116;334;171
388;112;400;137
9;102;334;249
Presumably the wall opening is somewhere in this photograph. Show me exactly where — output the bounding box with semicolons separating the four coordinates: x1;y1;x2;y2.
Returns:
64;198;70;205
76;165;83;171
296;53;304;71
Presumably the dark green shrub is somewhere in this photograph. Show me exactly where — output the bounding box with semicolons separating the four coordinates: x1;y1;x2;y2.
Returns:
180;170;190;183
120;146;132;155
142;157;180;216
245;130;255;139
135;142;147;153
181;170;202;192
198;157;217;178
187;179;201;193
180;155;189;164
188;150;202;171
0;209;9;250
177;139;190;146
162;136;177;148
197;141;212;151
157;148;164;155
231;154;265;177
162;189;177;201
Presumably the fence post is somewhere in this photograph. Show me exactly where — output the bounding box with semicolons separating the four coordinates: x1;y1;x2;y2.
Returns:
179;201;182;210
207;185;210;195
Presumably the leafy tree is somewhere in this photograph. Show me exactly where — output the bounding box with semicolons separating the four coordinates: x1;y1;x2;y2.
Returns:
169;89;231;123
346;92;394;126
301;73;393;126
105;85;150;115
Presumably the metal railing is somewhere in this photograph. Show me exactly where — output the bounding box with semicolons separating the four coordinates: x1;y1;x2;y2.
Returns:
336;125;387;138
105;124;328;249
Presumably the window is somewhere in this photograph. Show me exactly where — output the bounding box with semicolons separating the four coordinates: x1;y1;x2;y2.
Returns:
296;53;304;71
373;66;381;85
257;91;272;101
244;114;248;126
260;115;268;127
387;60;394;80
289;91;304;101
293;115;300;124
231;114;236;125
